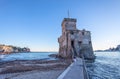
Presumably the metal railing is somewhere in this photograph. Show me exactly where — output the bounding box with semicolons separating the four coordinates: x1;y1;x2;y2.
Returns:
82;55;89;79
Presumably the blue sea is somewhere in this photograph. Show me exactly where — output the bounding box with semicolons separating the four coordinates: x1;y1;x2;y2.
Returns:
0;52;56;62
87;52;120;79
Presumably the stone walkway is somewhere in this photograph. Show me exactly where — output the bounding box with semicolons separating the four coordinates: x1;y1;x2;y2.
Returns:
57;58;86;79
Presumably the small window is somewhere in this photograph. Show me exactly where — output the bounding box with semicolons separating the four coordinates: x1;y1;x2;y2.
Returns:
89;41;91;44
78;41;82;45
71;32;74;35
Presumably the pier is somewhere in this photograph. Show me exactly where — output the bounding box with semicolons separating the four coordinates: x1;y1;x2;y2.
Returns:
57;57;89;79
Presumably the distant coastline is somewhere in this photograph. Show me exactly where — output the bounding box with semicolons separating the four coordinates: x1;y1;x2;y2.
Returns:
0;44;30;54
95;44;120;52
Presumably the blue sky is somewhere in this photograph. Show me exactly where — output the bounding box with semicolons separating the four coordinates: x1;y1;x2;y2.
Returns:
0;0;120;51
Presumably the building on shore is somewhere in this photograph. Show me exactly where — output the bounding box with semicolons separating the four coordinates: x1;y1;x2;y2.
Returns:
117;45;120;51
58;18;95;60
99;44;120;52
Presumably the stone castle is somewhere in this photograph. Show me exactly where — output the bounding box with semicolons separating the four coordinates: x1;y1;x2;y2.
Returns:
58;18;95;60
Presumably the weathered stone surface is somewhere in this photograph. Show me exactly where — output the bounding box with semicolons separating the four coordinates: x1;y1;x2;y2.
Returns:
58;18;95;60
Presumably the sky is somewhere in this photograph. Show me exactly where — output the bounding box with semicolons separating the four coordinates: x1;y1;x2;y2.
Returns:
0;0;120;51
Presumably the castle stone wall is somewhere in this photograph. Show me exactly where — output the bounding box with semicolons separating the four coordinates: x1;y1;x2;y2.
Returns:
58;18;95;60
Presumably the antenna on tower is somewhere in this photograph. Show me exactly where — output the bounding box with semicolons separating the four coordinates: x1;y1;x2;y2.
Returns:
68;10;70;18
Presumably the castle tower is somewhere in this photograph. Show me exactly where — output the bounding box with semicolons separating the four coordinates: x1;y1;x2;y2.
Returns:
58;18;95;60
61;18;77;34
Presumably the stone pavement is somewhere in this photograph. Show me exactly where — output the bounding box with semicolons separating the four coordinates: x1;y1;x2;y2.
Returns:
57;58;86;79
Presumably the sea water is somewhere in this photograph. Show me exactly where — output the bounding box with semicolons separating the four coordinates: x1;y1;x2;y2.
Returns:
0;52;56;62
87;52;120;79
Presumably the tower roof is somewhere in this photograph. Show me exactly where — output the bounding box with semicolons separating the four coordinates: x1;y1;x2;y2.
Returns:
61;18;77;26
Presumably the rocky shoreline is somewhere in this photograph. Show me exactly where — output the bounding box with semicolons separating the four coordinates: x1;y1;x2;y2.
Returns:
0;59;71;79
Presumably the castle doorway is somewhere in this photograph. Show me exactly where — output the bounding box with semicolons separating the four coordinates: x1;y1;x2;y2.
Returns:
71;40;77;57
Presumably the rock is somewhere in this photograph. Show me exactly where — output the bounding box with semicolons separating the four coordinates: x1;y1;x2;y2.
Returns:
49;54;58;58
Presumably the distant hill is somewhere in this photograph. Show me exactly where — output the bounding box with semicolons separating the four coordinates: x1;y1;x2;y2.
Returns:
95;44;120;52
0;44;30;54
